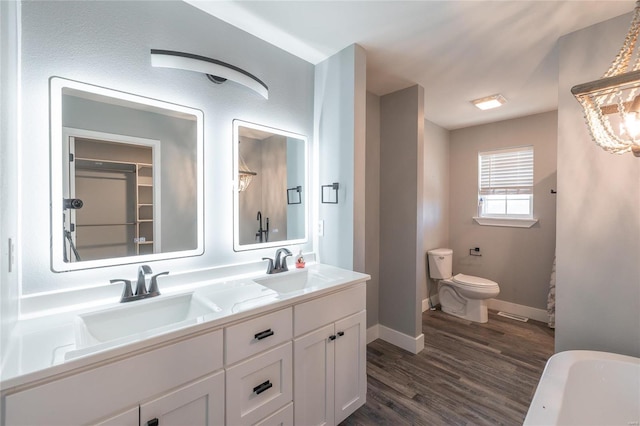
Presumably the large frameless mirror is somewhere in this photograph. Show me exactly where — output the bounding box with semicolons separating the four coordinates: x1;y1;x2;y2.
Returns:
233;120;308;251
50;77;204;271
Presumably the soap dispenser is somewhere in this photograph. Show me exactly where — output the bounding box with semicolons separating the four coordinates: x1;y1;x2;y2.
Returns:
295;250;305;269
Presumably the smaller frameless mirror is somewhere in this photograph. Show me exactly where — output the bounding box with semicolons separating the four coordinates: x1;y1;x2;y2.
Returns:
50;77;204;271
233;120;308;251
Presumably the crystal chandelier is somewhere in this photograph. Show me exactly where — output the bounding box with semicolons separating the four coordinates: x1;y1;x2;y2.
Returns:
238;153;256;192
571;1;640;157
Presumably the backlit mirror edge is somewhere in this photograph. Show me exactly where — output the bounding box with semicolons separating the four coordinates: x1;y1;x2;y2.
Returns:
232;119;309;252
49;76;205;272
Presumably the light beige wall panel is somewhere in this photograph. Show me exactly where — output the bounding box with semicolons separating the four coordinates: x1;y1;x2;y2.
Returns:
423;119;450;301
557;12;640;357
365;92;380;327
449;111;557;310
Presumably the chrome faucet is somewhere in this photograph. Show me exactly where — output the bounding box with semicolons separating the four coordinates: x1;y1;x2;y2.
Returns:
110;265;169;303
136;265;153;297
262;248;292;274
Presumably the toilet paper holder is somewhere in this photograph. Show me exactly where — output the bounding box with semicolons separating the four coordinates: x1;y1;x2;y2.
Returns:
469;247;482;256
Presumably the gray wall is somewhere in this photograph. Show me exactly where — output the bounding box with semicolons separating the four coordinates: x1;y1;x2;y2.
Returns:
449;111;557;310
557;13;640;357
16;0;314;295
365;92;381;327
314;44;367;272
423;119;450;302
379;85;425;338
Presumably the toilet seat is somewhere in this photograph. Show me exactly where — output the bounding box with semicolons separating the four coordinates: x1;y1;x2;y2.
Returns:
441;273;500;299
452;273;498;288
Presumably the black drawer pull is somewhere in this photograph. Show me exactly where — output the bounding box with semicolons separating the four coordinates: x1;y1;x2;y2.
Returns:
328;335;336;341
253;380;273;395
147;418;159;426
337;331;345;337
254;329;274;340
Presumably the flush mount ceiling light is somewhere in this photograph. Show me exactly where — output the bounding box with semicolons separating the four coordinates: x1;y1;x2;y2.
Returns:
150;49;269;99
571;2;640;157
471;94;507;110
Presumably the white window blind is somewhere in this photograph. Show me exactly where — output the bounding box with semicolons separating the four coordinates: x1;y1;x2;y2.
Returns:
479;146;533;195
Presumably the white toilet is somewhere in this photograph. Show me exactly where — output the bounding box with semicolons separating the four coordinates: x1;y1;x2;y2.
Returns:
427;248;500;323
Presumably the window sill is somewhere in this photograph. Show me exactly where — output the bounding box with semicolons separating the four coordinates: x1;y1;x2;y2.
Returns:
473;217;538;228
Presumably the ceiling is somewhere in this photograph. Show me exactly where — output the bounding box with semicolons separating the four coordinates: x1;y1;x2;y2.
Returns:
187;1;635;130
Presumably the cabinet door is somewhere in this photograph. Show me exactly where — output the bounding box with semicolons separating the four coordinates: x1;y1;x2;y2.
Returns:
334;311;367;424
293;323;335;426
139;371;224;426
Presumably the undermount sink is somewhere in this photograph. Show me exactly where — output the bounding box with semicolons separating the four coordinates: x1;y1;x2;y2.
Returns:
254;268;343;295
70;292;221;356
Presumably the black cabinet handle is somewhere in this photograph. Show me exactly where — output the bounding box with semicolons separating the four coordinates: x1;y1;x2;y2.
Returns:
337;331;345;337
147;418;159;426
328;335;336;341
254;329;274;340
253;380;273;395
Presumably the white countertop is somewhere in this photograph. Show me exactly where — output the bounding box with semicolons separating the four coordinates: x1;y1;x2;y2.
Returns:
1;263;370;390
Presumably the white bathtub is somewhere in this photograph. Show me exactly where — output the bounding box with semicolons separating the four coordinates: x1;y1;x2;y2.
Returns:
524;350;640;426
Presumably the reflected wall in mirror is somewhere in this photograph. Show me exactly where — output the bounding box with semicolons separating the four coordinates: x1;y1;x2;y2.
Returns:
50;77;204;271
233;120;308;251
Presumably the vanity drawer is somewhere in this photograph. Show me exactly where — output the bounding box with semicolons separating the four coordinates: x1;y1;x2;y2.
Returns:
254;402;293;426
294;283;366;336
225;342;292;426
225;307;292;365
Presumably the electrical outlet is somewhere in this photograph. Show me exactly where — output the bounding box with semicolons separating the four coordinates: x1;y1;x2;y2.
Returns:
318;220;324;236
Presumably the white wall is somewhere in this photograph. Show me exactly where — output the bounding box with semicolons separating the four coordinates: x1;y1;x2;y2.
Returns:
557;12;640;357
449;112;557;311
0;0;21;359
314;44;367;271
423;119;450;302
14;1;314;295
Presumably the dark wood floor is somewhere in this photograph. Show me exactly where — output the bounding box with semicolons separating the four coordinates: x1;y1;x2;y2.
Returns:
341;309;555;426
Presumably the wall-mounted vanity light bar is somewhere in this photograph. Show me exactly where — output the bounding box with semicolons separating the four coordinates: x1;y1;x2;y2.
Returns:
150;49;269;99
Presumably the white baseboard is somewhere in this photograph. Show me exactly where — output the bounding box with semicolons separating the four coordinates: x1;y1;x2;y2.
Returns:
377;324;424;354
487;299;548;323
366;324;379;344
422;295;439;312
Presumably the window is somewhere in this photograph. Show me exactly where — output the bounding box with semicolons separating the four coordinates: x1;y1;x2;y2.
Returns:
478;146;534;220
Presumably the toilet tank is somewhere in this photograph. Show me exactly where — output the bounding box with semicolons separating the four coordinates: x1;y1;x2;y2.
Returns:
427;248;453;279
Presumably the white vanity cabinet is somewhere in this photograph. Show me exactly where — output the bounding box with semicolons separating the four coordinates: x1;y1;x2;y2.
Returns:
3;329;224;426
2;271;369;426
293;284;367;426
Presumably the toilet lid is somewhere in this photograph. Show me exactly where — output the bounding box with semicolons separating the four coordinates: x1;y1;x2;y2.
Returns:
452;273;498;288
